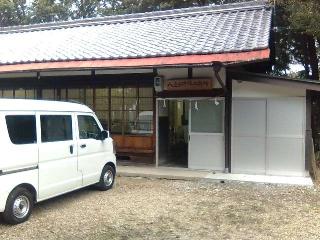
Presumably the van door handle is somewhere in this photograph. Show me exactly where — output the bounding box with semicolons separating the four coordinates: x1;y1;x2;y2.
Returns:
80;144;86;148
69;145;74;154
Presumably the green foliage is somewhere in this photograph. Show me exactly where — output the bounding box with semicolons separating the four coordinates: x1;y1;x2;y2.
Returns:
0;0;29;26
274;0;319;79
278;0;320;39
98;0;249;15
72;0;101;19
30;0;71;23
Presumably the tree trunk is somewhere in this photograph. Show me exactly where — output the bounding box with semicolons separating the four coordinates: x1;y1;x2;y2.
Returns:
301;34;310;78
301;34;311;78
307;35;320;80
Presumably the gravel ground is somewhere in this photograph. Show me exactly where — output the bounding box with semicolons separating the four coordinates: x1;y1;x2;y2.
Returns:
1;176;320;240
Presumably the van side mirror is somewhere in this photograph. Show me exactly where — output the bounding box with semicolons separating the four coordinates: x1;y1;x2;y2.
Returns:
98;130;109;141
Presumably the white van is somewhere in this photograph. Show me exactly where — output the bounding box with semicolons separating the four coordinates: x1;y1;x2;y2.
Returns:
0;99;116;224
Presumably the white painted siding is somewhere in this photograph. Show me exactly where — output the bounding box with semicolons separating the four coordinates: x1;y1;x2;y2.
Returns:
232;97;306;177
233;81;306;98
158;68;188;80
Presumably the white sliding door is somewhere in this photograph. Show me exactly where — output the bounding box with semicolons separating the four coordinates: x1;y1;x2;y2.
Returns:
232;97;306;176
266;98;305;176
188;99;225;170
232;99;267;174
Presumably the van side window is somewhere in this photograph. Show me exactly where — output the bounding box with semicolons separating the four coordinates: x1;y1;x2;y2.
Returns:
41;115;72;142
78;115;101;139
6;115;37;144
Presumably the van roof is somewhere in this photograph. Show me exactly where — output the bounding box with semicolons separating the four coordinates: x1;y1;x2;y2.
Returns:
0;99;93;112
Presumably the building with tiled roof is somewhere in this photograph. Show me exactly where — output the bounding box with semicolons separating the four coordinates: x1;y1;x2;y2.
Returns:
0;0;317;180
0;0;271;71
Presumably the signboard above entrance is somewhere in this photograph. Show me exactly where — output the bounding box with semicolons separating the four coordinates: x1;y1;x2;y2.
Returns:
164;78;213;91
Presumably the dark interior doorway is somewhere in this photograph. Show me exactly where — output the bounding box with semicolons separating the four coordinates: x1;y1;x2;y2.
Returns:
158;99;189;167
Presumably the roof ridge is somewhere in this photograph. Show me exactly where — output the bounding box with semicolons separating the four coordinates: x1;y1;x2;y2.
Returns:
0;0;269;34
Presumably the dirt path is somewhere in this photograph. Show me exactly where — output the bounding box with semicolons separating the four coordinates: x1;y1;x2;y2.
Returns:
1;177;320;240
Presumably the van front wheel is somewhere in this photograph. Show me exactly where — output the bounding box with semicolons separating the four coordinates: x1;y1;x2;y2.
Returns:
3;187;34;224
96;165;115;191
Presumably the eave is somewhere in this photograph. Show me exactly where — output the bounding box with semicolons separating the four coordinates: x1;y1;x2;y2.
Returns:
0;49;270;74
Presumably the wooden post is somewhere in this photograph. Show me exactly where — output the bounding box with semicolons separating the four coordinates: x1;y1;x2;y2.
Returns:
36;72;42;99
153;68;158;166
224;73;232;173
305;90;312;172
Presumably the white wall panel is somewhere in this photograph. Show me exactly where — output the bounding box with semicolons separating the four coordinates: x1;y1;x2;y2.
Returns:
189;134;224;170
233;81;306;98
232;99;267;174
232;137;266;174
233;99;266;137
267;138;305;176
267;98;304;137
266;98;305;176
157;68;188;80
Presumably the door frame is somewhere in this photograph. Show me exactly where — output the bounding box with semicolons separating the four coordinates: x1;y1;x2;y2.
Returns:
156;98;190;167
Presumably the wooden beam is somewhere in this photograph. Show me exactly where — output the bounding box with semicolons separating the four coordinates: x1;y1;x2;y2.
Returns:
0;73;154;88
155;89;224;98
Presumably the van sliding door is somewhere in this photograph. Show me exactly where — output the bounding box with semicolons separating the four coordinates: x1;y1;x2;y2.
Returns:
37;113;81;200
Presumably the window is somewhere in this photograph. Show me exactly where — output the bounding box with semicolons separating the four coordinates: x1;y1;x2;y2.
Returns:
111;88;123;133
95;88;109;130
0;89;37;99
191;100;224;133
25;90;36;99
135;88;153;134
110;87;153;135
42;89;58;100
124;88;137;134
38;86;154;135
41;115;73;142
14;89;26;98
78;115;101;139
2;90;13;98
6;115;36;144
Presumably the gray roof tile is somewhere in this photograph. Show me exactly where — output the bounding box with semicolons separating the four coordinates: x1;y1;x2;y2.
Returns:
0;0;272;65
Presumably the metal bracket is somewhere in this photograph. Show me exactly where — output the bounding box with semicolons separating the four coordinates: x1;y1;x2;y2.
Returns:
212;62;227;93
